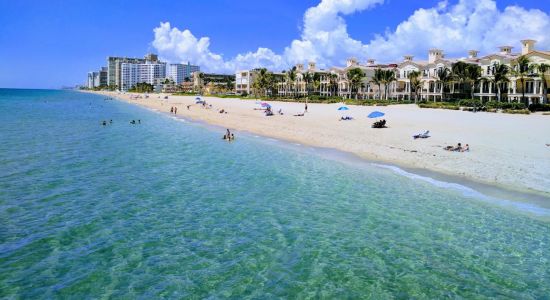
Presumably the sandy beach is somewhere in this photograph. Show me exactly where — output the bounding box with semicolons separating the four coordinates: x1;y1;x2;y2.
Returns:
93;91;550;196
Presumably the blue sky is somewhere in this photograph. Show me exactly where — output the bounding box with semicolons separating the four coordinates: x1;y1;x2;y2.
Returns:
0;0;548;89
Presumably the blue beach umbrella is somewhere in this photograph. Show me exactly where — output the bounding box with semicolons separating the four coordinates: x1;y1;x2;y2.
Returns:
337;106;349;111
261;102;271;108
368;111;385;118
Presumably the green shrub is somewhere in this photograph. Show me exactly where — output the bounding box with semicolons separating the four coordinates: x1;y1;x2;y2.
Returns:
418;103;459;110
486;101;526;110
528;103;550;112
458;99;482;107
503;109;530;114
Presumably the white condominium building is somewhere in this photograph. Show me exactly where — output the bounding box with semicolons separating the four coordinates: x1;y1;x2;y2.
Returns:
120;61;167;91
168;63;200;84
235;70;256;94
87;71;100;88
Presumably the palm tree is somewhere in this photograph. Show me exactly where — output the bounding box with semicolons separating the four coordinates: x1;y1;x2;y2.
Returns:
254;68;274;97
198;72;205;95
312;73;321;96
451;61;469;97
535;63;549;103
514;55;530;104
372;68;383;100
465;64;482;100
383;69;396;100
304;72;314;98
286;67;297;98
328;73;338;97
436;67;451;102
407;70;422;103
487;63;509;102
346;68;365;99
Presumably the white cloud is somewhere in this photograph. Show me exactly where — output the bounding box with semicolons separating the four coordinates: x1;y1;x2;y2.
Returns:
151;0;550;73
365;0;550;61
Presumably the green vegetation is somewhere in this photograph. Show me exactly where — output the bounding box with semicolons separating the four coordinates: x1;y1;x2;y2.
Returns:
503;109;530;114
129;82;154;93
528;103;550;112
346;68;365;100
408;70;422;103
513;55;531;105
173;92;198;96
418;102;460;110
485;63;509;102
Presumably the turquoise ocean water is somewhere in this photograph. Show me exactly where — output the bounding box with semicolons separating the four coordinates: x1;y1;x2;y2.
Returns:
1;89;549;298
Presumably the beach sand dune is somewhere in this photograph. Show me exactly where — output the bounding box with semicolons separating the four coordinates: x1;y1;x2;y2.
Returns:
95;91;550;196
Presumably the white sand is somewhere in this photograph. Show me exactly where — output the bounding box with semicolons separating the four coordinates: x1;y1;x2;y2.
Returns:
93;91;550;195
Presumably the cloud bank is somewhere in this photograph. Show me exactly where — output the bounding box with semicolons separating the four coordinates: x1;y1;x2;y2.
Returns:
152;0;550;73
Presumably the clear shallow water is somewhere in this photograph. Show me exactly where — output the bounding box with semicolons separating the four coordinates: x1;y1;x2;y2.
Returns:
1;89;549;299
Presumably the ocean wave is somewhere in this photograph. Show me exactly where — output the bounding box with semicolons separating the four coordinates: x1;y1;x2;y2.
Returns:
373;163;550;217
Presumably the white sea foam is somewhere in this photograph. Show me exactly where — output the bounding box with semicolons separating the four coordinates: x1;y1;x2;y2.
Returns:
373;163;550;217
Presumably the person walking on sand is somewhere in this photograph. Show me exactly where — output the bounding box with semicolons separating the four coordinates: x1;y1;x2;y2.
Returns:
174;107;177;115
305;103;308;113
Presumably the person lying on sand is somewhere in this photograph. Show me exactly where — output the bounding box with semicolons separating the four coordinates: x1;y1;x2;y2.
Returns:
444;143;469;152
294;112;305;117
278;109;284;115
339;116;353;121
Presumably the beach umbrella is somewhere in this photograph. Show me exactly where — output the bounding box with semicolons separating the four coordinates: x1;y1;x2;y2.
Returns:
337;106;349;111
261;102;271;108
368;111;385;118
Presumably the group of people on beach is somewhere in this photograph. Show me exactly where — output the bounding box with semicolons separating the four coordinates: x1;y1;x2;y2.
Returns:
223;129;235;141
170;106;178;114
444;143;469;152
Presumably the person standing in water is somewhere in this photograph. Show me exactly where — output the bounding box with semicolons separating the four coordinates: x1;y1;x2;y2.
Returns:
170;107;174;114
174;107;177;114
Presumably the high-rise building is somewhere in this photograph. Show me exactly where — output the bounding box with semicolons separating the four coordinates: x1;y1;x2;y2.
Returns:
87;71;100;88
168;62;200;84
107;54;159;88
99;67;108;87
120;61;167;91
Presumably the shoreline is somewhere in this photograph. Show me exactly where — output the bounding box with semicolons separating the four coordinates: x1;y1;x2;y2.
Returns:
86;90;550;200
140;103;550;217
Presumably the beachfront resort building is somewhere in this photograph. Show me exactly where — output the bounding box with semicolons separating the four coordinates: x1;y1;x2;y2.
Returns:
239;39;549;104
235;70;256;95
384;40;550;104
192;71;235;94
168;62;200;84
